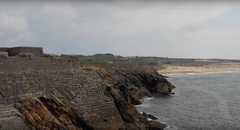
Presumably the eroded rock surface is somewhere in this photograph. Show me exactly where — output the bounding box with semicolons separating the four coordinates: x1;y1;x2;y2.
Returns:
81;62;175;129
0;56;175;130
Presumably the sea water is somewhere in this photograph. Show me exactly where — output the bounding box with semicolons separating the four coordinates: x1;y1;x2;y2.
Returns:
137;72;240;130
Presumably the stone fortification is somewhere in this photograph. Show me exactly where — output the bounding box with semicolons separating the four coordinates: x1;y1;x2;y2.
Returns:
0;47;175;130
0;47;43;57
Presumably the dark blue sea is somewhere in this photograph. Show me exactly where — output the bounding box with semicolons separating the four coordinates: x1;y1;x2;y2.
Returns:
137;72;240;130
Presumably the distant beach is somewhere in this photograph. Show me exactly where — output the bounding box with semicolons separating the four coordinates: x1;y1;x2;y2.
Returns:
158;62;240;74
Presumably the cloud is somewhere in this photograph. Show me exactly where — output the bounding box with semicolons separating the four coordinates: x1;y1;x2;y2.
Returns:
1;1;239;58
4;31;37;47
0;9;38;47
0;12;28;35
38;1;240;39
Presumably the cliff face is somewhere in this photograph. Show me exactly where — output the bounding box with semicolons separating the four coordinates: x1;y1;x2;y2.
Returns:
0;57;175;130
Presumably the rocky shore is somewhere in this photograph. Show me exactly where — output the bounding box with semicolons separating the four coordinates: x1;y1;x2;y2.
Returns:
80;62;175;129
0;47;175;130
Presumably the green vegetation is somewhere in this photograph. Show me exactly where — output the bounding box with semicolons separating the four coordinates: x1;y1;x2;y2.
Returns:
62;53;240;66
76;53;171;66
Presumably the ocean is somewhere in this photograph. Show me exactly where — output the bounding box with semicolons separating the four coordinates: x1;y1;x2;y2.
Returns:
137;72;240;130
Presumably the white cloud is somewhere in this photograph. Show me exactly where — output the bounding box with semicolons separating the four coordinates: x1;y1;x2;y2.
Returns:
0;12;29;35
0;10;37;47
4;31;37;47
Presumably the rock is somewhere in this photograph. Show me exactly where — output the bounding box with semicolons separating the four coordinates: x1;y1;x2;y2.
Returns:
148;121;167;130
0;52;9;58
15;94;94;130
1;59;175;130
147;114;158;120
41;53;56;58
125;123;139;130
142;112;148;117
17;53;34;58
142;112;158;120
80;62;175;129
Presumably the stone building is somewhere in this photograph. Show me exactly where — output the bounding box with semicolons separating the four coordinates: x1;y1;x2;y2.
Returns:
0;47;43;57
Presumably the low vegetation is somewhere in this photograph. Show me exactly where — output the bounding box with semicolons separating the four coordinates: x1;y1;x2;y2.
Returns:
62;53;240;68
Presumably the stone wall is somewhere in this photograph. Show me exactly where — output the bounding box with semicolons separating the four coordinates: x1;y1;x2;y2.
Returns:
0;48;9;53
0;47;43;57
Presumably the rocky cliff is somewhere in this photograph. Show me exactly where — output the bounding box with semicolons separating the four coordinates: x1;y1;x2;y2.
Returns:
0;55;175;130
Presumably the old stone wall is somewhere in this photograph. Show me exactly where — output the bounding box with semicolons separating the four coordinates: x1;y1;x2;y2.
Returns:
0;47;43;57
0;48;9;53
8;47;43;56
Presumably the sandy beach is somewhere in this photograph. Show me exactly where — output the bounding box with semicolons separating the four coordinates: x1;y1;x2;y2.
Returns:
158;62;240;74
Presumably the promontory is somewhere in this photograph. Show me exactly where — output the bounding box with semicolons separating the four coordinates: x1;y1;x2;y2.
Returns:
0;47;175;130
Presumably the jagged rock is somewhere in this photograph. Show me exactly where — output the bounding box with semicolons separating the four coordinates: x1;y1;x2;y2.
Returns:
80;62;174;129
0;57;174;130
147;114;158;120
15;94;93;130
142;112;158;120
142;112;148;117
148;121;167;130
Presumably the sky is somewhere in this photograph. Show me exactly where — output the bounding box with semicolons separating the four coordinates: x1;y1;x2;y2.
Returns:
1;0;240;59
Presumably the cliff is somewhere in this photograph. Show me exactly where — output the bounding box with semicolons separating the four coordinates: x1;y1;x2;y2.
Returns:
0;48;175;130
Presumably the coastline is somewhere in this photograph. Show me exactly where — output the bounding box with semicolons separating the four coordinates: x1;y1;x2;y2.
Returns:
0;47;174;130
163;71;240;76
157;63;240;75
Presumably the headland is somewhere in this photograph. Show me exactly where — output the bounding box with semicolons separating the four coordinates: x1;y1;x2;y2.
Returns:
0;47;175;130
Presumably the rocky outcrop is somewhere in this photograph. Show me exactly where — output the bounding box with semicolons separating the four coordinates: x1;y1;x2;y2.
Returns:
80;62;175;129
149;121;167;130
15;93;94;130
0;56;175;130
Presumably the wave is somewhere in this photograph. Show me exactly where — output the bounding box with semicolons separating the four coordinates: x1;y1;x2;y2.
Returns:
136;97;153;108
164;125;179;130
136;103;151;109
140;96;154;102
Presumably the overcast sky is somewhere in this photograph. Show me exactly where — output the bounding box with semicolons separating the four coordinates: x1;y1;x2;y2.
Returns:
0;1;240;59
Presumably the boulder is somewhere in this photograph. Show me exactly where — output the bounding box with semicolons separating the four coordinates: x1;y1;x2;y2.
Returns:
147;114;158;120
148;121;167;130
0;52;9;58
142;112;158;120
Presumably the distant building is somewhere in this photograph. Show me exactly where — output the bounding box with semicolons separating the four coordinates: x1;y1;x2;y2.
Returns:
0;47;43;57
